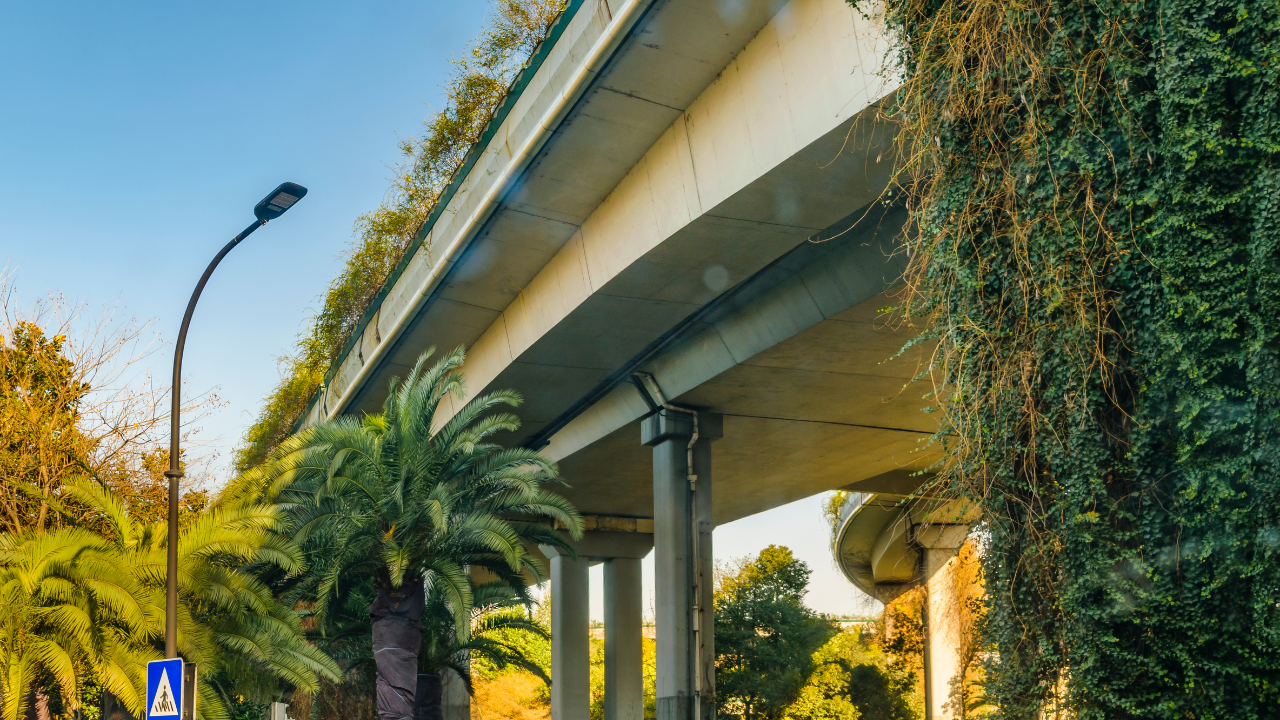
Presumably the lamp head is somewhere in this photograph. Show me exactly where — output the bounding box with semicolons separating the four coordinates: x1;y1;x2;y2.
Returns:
254;182;308;221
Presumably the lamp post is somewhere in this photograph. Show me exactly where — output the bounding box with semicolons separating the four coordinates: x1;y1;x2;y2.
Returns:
164;182;308;659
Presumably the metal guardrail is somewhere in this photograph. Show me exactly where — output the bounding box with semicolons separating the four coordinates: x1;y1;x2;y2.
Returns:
837;491;872;533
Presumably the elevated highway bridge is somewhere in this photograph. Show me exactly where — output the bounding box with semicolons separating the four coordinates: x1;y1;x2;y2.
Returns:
299;0;970;717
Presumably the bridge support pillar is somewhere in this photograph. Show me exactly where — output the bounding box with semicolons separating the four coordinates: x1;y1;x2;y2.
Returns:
915;524;970;720
604;558;644;720
643;410;721;720
547;549;591;720
440;668;469;720
542;530;653;720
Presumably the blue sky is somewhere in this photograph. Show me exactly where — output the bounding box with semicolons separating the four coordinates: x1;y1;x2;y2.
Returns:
0;1;873;617
0;0;489;460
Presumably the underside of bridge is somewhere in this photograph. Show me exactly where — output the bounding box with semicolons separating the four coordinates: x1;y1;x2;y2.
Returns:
300;0;971;717
545;201;937;524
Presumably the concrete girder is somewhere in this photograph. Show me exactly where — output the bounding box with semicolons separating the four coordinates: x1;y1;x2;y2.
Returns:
301;0;952;712
310;0;924;547
538;201;937;527
870;506;918;586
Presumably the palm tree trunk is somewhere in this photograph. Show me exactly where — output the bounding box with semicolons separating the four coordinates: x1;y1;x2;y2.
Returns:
100;690;134;720
369;584;425;720
22;687;50;720
412;674;442;720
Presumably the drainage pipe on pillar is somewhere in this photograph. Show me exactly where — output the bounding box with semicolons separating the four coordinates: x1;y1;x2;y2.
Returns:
633;372;706;720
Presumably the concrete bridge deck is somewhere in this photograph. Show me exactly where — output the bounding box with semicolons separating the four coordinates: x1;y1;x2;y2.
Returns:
301;0;931;524
296;0;970;717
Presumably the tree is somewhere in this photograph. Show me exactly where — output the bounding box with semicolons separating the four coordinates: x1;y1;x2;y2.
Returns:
1;473;340;720
0;475;343;720
290;577;556;720
0;526;151;720
878;589;924;703
1;320;92;532
414;580;554;719
64;478;340;719
0;278;221;536
715;546;838;720
0;280;322;720
238;347;582;720
944;543;989;719
783;628;923;720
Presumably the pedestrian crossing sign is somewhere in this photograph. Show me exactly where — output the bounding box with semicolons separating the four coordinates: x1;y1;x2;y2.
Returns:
147;659;184;720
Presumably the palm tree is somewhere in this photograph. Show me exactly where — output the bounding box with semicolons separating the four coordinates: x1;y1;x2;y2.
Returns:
415;579;552;703
63;478;341;719
241;347;581;720
1;480;341;720
0;526;153;720
292;578;554;720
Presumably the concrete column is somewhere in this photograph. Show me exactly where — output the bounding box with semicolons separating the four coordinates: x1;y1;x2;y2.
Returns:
915;525;969;720
441;667;469;720
691;434;714;715
548;550;591;720
642;410;722;720
604;558;644;720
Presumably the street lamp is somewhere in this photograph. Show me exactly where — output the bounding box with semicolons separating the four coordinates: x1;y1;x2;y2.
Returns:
164;182;308;659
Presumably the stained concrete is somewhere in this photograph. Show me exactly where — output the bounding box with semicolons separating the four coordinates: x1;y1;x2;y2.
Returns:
604;559;644;720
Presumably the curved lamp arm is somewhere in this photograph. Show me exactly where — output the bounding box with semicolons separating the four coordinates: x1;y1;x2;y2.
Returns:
164;218;262;658
164;180;306;660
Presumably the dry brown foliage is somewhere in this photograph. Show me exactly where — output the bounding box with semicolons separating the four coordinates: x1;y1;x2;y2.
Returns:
884;0;1129;518
0;270;223;534
473;672;551;720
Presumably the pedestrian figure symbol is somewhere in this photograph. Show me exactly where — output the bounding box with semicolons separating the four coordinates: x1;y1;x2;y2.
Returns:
150;669;178;716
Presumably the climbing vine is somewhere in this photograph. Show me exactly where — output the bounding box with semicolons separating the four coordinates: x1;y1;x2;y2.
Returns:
860;0;1280;713
232;0;567;473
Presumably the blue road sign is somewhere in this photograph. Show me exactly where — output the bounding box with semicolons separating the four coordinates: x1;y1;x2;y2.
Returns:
146;659;184;720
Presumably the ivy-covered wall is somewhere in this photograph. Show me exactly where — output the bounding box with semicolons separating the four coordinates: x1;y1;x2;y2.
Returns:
862;0;1280;713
